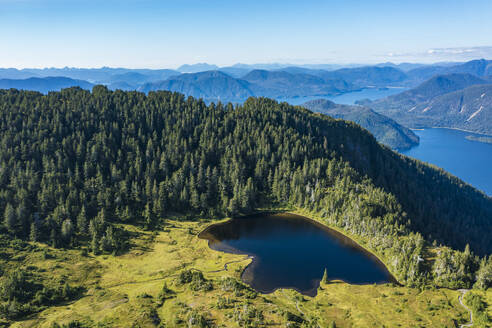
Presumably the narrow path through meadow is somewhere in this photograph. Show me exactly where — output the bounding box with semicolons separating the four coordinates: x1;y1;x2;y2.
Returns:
207;256;253;273
458;289;473;328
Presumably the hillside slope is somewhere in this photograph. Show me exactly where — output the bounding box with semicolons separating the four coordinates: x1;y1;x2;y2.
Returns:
407;59;492;81
0;87;490;259
360;74;492;135
302;99;419;150
361;73;487;108
139;71;255;102
319;66;409;87
0;87;491;326
384;84;492;135
243;69;352;98
140;70;357;102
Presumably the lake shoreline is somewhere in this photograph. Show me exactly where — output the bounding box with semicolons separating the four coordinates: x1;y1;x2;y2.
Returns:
401;128;492;196
287;209;402;285
410;126;492;137
199;211;399;297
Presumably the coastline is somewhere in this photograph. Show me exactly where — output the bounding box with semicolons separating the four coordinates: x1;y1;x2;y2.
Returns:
411;126;492;137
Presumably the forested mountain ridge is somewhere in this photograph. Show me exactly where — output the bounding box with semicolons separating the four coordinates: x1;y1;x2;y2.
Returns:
0;87;490;292
0;59;489;93
372;84;492;135
302;99;419;149
406;59;492;81
359;73;487;108
242;69;353;98
139;71;255;102
140;69;358;102
316;66;409;87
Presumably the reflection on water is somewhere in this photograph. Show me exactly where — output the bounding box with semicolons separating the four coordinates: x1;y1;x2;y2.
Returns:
199;213;394;296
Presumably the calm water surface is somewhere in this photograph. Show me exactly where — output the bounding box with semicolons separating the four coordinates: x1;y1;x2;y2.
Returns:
199;213;394;296
279;87;408;106
400;128;492;196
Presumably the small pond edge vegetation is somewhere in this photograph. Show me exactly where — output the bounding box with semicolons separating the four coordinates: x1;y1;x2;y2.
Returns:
199;209;401;297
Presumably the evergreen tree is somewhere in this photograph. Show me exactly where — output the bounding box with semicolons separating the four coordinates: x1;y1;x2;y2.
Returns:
474;256;492;290
61;219;74;245
29;222;38;242
3;203;17;234
0;87;488;288
50;228;59;248
91;232;99;255
76;206;88;235
143;202;156;230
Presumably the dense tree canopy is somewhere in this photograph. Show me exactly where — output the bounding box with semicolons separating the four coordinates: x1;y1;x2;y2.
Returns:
0;86;490;288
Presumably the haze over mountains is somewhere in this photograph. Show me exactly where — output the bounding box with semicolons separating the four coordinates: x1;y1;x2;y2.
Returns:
0;59;491;145
0;77;93;94
1;59;489;98
361;69;492;135
302;99;419;150
1;59;489;97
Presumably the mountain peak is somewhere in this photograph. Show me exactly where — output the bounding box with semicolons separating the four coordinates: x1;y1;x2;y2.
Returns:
177;63;219;73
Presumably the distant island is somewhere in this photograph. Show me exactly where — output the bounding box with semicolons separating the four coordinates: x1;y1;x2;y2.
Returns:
466;135;492;144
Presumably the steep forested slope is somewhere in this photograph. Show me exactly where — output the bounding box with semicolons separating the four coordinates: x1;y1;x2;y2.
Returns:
0;87;490;289
302;99;419;149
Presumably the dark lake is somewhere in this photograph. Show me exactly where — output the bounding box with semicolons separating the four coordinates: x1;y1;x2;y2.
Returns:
199;213;394;296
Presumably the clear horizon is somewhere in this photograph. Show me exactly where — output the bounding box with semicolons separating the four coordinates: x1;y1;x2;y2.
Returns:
1;0;492;68
0;56;490;71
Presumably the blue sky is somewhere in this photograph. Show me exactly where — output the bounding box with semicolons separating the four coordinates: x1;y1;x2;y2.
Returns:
1;0;491;68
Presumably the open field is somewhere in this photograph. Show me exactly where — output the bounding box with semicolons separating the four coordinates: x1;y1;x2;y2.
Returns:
1;215;488;328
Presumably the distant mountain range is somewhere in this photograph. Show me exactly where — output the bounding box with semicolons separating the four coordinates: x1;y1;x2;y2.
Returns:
0;77;93;93
0;67;180;86
317;66;409;87
302;99;419;150
139;71;254;102
0;59;491;140
242;70;353;98
361;73;488;107
177;63;219;73
360;72;492;135
0;59;489;98
406;59;492;82
139;70;358;102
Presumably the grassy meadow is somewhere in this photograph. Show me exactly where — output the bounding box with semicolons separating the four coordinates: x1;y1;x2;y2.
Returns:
1;214;488;328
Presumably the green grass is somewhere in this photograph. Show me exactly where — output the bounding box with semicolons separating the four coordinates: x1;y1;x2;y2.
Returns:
1;217;489;327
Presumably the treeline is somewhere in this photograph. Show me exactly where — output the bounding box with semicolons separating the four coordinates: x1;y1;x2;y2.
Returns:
0;268;81;320
0;87;490;288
